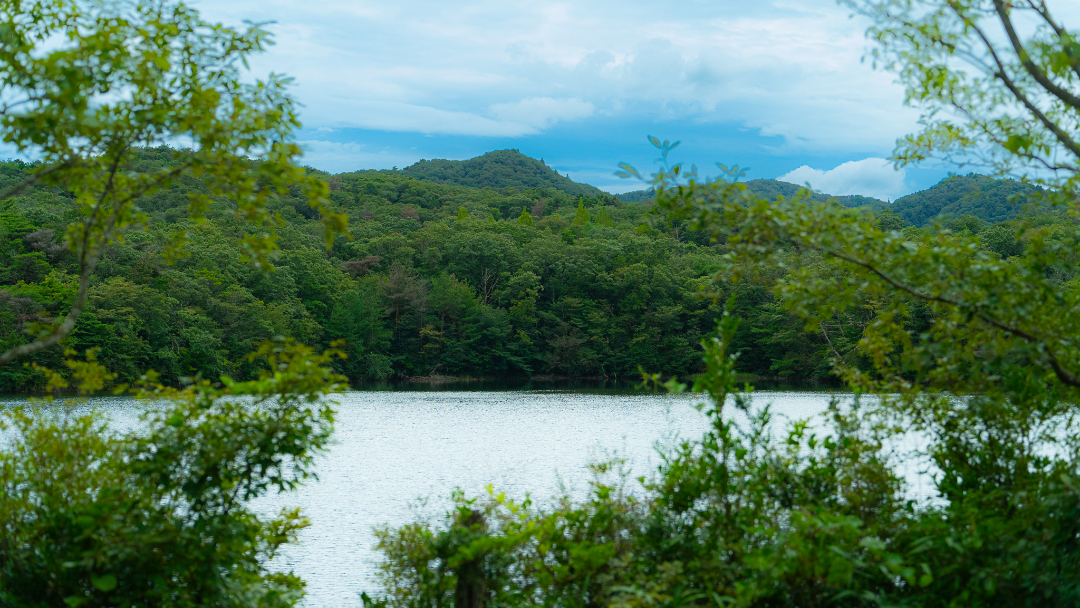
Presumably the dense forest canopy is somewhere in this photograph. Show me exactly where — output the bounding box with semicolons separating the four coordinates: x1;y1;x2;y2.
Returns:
0;146;1069;391
0;147;714;390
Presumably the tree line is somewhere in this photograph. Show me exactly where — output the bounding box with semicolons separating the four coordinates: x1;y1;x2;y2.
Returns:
1;147;1070;391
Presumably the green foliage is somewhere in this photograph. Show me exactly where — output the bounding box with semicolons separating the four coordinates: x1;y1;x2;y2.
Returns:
623;175;1041;227
3;146;1066;389
847;0;1080;198
1;150;742;386
616;188;655;203
744;179;887;210
376;310;1071;607
0;5;351;607
0;339;346;608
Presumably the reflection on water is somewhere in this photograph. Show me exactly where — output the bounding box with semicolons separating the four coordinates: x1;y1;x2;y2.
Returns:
350;378;847;394
1;388;896;608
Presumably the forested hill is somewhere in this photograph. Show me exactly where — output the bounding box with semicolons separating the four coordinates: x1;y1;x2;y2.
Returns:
383;149;609;198
2;147;1074;392
890;173;1046;226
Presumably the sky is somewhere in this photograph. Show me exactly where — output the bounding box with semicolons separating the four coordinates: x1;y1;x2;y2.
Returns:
185;0;943;199
177;0;1080;199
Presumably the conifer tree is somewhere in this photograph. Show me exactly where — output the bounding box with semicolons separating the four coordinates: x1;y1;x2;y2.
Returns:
457;206;469;220
517;207;533;226
572;197;591;226
595;206;614;227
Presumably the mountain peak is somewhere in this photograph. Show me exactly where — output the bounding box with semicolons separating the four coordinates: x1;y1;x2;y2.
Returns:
389;149;608;198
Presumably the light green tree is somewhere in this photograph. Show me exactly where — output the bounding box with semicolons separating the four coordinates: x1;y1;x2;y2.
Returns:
646;0;1080;601
571;197;590;225
844;0;1080;197
594;206;614;227
0;0;346;366
516;207;533;226
456;206;469;220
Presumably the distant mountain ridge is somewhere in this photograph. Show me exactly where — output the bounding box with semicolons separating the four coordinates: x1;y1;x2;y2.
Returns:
615;180;887;209
743;180;886;209
617;175;1046;227
379;150;1046;227
385;149;608;198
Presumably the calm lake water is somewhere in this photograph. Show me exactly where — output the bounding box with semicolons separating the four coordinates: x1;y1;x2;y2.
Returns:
2;388;919;608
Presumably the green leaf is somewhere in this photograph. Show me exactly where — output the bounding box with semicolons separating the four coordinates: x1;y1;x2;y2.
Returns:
1003;134;1030;153
91;574;117;592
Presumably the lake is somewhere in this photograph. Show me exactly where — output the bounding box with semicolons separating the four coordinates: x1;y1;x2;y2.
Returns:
2;388;908;608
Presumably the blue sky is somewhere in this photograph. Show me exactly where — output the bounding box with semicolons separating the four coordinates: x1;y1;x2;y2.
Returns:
182;0;965;198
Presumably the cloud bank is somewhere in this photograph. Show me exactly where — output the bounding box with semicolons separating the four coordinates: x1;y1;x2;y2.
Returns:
191;0;918;151
489;97;595;129
778;158;907;201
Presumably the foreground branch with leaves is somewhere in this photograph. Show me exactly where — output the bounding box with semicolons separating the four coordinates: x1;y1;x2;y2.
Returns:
0;0;347;365
0;340;346;607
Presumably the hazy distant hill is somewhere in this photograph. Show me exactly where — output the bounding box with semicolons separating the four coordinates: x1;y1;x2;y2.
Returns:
616;188;656;203
890;174;1046;226
388;149;608;198
617;174;1052;227
743;179;887;209
617;180;887;209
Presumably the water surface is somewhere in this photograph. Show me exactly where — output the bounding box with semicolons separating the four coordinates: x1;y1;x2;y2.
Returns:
2;388;852;608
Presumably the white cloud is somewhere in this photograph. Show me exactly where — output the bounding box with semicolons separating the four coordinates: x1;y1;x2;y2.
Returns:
778;158;907;201
488;97;594;129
